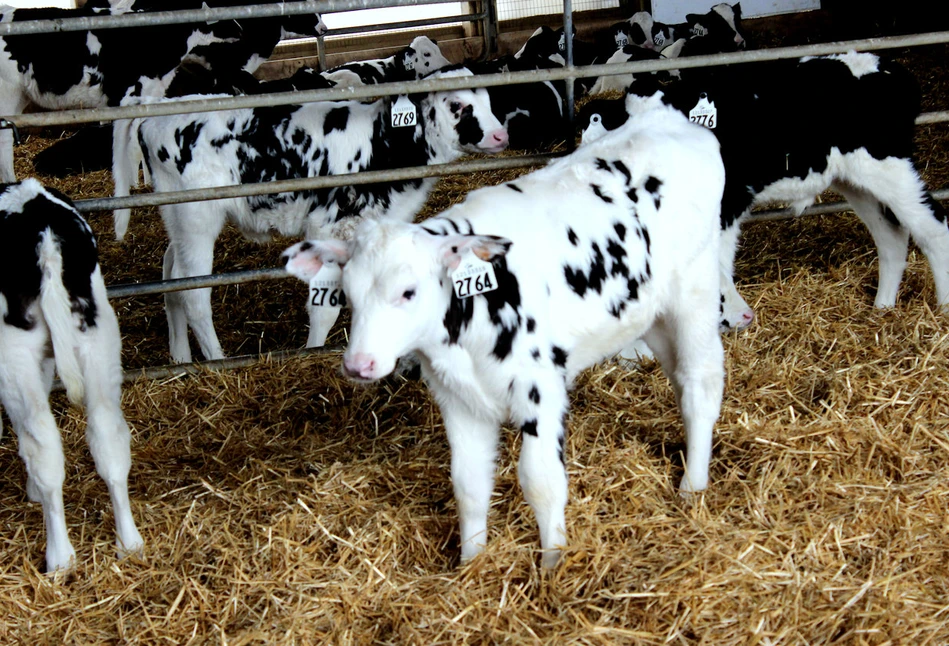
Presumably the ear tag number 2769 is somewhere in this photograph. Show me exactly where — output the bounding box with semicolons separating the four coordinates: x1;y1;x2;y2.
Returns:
391;95;417;128
309;263;347;308
451;253;498;299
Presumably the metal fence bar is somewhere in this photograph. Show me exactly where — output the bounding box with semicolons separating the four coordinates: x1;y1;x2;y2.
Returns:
107;268;288;299
74;153;556;213
0;0;463;37
8;29;949;129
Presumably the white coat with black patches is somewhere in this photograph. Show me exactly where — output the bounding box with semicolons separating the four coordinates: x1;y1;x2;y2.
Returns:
0;179;143;573
282;93;726;568
114;67;508;364
318;36;451;87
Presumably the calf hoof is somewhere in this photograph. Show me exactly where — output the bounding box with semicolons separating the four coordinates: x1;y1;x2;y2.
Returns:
117;533;145;561
45;546;77;575
540;548;562;569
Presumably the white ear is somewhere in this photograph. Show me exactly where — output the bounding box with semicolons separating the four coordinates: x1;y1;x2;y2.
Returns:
435;234;512;270
282;239;353;283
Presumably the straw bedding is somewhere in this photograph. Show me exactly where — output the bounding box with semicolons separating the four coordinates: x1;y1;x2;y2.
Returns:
1;21;949;646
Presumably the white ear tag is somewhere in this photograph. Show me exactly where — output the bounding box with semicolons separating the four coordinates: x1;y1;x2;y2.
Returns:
558;32;566;52
450;252;499;299
692;24;708;37
615;33;628;48
391;95;417;128
404;57;416;71
653;32;666;48
308;263;347;308
688;93;717;129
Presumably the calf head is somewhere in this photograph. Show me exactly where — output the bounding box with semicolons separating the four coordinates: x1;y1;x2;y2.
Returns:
282;219;511;382
686;2;746;50
421;67;509;155
614;11;657;50
402;36;451;78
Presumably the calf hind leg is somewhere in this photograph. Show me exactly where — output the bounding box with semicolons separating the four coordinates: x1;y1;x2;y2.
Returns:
0;331;76;572
835;184;910;308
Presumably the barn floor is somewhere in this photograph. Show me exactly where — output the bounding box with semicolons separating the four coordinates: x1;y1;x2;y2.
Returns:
2;12;949;645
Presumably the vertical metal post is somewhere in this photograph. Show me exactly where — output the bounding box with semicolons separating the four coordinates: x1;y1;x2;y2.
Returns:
563;0;576;149
316;33;327;72
482;0;498;60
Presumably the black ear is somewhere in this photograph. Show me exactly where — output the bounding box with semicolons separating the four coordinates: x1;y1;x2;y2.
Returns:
733;3;742;18
685;13;702;24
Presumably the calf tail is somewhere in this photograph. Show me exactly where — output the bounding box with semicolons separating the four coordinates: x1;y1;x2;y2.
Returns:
37;231;85;406
112;117;142;242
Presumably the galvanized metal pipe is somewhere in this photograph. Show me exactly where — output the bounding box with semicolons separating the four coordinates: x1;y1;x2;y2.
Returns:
74;153;556;213
563;0;576;130
107;268;288;299
0;0;463;37
8;29;949;128
326;10;485;36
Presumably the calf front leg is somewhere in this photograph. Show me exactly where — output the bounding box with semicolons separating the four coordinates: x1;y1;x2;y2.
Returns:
441;404;501;564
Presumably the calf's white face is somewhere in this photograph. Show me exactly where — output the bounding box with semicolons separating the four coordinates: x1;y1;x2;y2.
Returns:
283;220;510;381
428;69;509;154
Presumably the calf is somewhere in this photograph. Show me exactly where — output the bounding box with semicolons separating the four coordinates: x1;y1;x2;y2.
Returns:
0;179;144;572
513;25;608;96
469;54;569;150
115;66;508;363
316;36;451;87
609;11;685;52
587;41;685;95
578;52;949;328
0;0;327;181
283;92;726;568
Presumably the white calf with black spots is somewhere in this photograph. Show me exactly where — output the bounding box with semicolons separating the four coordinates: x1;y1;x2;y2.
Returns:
579;52;949;329
115;66;508;363
282;93;725;568
317;36;451;87
0;179;143;573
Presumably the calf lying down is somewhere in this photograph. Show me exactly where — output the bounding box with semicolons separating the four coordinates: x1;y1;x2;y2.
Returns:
579;52;949;330
284;93;726;567
0;179;144;572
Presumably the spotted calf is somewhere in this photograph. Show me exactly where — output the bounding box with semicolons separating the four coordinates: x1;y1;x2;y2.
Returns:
282;93;725;568
578;52;949;329
114;66;508;363
0;179;144;572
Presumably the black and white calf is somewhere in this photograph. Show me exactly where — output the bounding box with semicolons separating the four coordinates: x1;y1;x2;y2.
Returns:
587;41;685;95
283;93;726;568
0;179;144;572
469;54;569;150
114;66;508;363
578;52;949;328
0;0;327;181
315;36;451;87
609;11;685;52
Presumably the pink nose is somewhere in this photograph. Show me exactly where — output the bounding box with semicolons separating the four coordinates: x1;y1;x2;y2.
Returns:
344;353;376;380
485;129;509;150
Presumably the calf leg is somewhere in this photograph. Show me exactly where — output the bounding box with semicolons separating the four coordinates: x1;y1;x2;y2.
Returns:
440;403;501;564
162;203;226;362
834;183;910;308
162;246;192;363
0;327;75;572
718;217;756;331
647;256;724;493
514;379;570;569
80;275;144;558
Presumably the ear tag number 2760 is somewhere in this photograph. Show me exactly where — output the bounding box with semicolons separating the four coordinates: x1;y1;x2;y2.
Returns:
309;263;347;308
451;253;499;299
391;95;417;128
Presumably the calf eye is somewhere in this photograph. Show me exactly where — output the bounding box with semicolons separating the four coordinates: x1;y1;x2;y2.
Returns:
403;289;416;301
449;101;462;113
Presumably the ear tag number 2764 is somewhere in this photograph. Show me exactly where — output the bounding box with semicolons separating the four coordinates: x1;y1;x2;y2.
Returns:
309;263;347;308
391;95;417;128
451;253;498;299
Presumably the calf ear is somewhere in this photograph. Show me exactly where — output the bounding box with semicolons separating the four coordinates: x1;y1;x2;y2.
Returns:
282;240;353;283
437;234;512;270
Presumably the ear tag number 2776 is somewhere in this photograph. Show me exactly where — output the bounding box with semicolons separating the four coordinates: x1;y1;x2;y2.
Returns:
451;253;498;299
689;93;717;129
309;263;347;308
391;95;417;128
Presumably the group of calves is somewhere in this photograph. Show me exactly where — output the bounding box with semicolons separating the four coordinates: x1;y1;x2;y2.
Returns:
2;2;949;573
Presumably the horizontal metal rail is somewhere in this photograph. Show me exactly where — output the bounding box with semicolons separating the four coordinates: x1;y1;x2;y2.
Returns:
74;153;556;213
8;29;949;129
107;268;288;299
0;0;463;37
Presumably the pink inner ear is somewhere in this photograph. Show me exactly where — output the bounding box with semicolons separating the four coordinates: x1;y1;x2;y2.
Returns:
286;253;324;282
